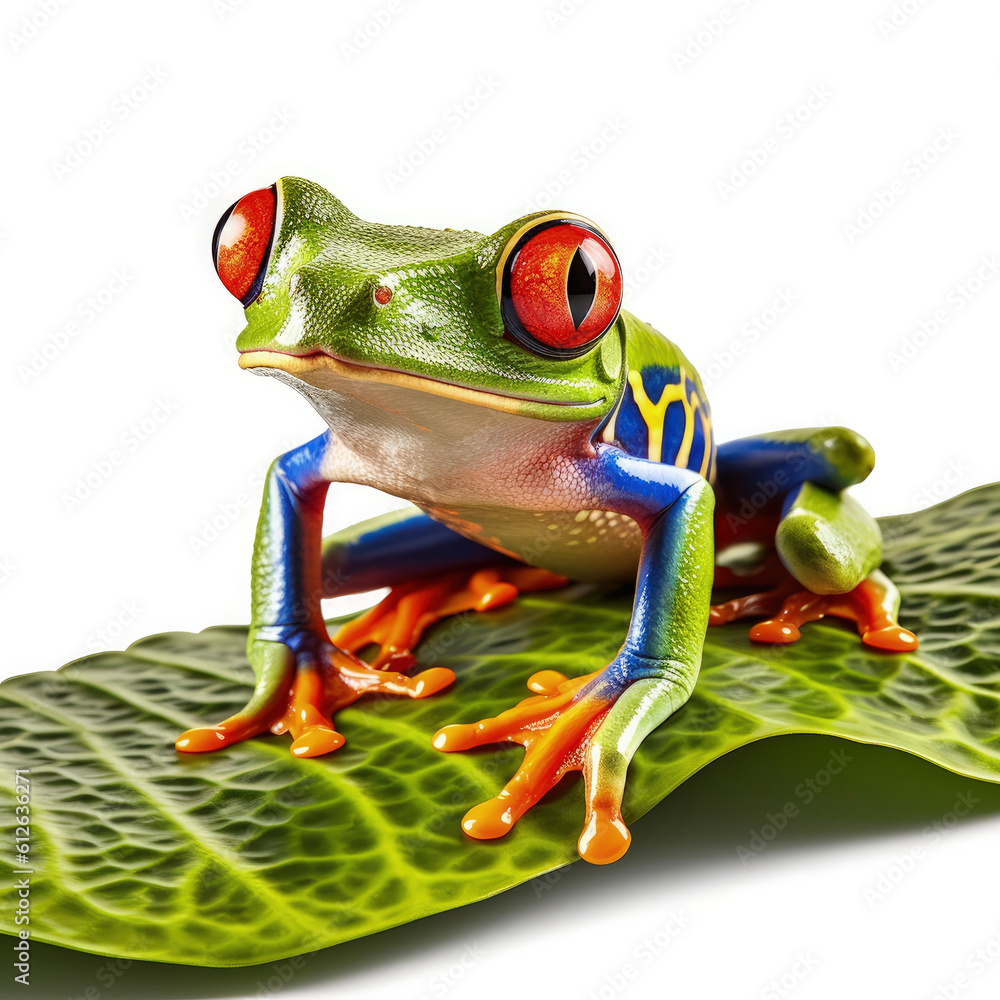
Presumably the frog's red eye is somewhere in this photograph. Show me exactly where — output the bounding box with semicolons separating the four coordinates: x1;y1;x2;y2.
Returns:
212;185;276;306
499;218;622;359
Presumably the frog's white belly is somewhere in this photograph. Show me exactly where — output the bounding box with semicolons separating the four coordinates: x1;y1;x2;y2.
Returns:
419;503;642;583
265;368;644;582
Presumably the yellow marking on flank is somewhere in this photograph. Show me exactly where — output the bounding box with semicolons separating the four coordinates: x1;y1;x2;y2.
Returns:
691;391;714;477
697;412;711;476
627;368;692;464
628;367;716;475
627;370;681;462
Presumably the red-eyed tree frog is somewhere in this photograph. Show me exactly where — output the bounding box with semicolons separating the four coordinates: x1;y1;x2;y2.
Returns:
176;178;917;865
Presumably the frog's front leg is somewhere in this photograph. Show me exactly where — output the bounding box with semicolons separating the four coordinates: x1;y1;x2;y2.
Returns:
175;432;455;757
433;444;714;865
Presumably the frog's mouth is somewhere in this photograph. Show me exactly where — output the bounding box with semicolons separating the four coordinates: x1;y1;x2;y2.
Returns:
238;349;605;415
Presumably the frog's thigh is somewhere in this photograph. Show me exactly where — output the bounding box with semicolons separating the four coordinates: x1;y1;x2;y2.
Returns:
715;425;876;497
321;508;510;597
775;481;882;595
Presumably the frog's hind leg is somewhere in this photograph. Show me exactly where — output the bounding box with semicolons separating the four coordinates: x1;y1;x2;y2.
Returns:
322;509;567;670
710;428;918;651
713;483;917;651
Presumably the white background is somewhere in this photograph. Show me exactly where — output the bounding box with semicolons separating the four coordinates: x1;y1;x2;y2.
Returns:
4;0;1000;997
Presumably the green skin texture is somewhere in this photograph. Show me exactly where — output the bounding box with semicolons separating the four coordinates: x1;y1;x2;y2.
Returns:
223;176;883;856
237;177;620;419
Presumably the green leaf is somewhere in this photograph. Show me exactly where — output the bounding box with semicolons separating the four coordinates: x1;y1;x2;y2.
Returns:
3;485;1000;966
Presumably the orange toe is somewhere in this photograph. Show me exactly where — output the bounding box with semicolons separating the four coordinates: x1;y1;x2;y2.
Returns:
410;666;456;697
578;808;631;865
176;726;237;753
432;722;482;752
527;669;570;695
862;625;918;652
289;727;346;757
473;578;519;611
461;795;516;840
749;620;801;643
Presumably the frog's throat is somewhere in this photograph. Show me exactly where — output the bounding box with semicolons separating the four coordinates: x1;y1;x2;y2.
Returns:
238;349;605;415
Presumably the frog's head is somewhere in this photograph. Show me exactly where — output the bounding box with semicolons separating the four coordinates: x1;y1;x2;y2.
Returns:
212;176;625;423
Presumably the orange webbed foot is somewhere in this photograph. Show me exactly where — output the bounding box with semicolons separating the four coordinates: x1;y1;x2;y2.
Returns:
710;570;918;652
176;637;455;758
433;667;612;843
333;564;568;669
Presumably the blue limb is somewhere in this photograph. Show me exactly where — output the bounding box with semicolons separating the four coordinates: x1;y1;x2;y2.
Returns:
177;432;454;757
714;426;875;508
321;508;519;597
327;509;568;669
434;443;715;864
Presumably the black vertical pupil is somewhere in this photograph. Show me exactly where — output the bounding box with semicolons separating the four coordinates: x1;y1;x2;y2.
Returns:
566;245;597;329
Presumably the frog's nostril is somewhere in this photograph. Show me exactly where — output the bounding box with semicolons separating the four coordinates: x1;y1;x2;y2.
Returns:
212;185;276;306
